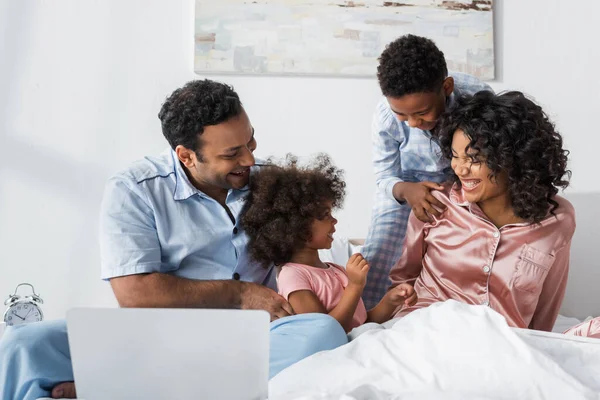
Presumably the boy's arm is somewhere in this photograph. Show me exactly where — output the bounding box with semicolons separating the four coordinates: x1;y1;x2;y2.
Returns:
288;285;363;333
372;100;406;202
372;102;446;222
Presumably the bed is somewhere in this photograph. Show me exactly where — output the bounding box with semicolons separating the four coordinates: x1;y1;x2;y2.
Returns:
22;192;600;399
11;307;594;400
264;234;600;399
269;300;600;399
25;307;600;400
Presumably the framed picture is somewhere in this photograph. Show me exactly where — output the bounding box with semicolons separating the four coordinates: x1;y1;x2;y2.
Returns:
194;0;494;79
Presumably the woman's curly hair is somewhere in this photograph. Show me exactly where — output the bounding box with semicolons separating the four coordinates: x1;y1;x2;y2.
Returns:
438;90;571;223
241;154;346;268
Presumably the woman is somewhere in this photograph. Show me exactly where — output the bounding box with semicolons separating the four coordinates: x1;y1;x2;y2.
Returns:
389;90;575;331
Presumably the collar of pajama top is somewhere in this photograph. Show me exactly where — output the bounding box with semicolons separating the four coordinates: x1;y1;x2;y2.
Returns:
389;184;576;332
99;148;276;290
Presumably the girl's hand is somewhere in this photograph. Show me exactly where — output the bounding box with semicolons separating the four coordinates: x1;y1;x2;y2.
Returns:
346;253;370;289
384;283;418;307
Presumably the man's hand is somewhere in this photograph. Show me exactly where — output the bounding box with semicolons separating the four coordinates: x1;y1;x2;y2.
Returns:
393;181;446;223
240;282;294;321
383;283;418;308
346;253;370;289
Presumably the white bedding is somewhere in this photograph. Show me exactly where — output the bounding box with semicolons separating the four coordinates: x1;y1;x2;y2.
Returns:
35;310;593;400
269;301;600;400
32;237;594;399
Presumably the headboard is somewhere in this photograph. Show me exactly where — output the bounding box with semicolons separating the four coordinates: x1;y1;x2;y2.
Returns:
561;192;600;319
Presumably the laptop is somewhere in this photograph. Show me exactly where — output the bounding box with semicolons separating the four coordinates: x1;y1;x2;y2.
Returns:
66;308;270;400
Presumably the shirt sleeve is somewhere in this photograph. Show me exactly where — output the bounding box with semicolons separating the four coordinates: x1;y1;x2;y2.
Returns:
277;266;313;300
563;317;600;339
389;211;428;288
99;176;162;280
529;241;571;331
465;79;493;94
372;99;406;202
452;72;495;95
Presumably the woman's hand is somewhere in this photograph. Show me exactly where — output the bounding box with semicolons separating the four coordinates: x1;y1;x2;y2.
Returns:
384;283;418;308
393;181;446;223
346;253;370;289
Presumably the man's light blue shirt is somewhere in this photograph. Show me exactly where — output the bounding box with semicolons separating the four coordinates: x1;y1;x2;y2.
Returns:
99;149;276;289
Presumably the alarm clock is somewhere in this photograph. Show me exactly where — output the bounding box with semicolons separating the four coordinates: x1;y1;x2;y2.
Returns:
3;283;44;326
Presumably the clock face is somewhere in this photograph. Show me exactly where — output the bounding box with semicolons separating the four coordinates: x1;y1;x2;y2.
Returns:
4;302;43;326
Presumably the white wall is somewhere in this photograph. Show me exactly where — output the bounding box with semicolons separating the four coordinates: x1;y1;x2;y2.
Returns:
1;0;599;320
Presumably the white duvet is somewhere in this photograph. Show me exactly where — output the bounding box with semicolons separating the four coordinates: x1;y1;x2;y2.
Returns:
269;301;600;400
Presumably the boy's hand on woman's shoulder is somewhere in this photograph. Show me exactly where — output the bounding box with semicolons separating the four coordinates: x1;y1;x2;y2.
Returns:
393;181;446;223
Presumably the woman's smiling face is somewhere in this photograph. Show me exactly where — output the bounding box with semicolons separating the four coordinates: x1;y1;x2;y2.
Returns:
450;129;509;205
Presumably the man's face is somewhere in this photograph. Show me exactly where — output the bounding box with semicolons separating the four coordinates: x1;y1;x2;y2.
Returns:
179;109;257;192
387;77;454;131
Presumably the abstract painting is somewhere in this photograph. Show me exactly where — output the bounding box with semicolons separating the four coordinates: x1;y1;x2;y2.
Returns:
194;0;494;79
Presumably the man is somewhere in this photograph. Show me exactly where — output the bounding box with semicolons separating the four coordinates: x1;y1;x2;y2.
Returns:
361;34;493;308
0;80;347;399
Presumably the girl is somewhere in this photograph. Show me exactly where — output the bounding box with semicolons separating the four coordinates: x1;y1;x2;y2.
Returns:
241;155;416;333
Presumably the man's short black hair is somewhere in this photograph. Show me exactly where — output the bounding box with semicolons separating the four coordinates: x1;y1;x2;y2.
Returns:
158;79;243;156
377;34;448;98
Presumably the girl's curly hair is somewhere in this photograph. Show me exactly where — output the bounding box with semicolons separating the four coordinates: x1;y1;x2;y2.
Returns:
437;90;571;223
241;154;346;268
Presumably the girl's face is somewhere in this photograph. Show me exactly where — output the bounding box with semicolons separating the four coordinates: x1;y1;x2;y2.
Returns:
306;202;337;250
450;130;509;205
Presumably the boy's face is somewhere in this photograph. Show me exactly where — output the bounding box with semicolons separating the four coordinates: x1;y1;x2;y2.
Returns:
387;77;454;132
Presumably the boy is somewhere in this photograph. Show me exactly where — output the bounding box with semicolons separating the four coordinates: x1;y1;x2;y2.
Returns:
362;34;492;308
